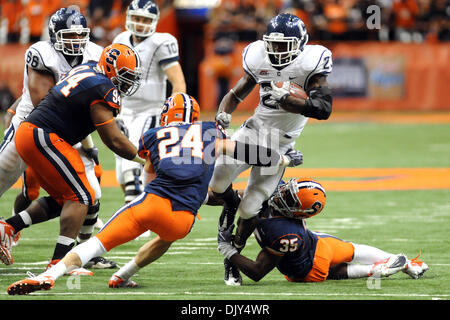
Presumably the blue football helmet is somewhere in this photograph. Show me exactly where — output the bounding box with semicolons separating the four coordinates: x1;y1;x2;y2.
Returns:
48;7;90;56
263;13;308;68
126;0;160;37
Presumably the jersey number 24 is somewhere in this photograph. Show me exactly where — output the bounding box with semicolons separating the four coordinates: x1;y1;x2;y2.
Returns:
157;124;204;159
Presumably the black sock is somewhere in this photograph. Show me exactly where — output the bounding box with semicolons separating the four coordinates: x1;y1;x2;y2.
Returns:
51;238;75;261
6;215;28;233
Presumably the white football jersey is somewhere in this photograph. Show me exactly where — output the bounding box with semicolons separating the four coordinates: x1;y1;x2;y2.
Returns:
243;40;332;139
113;31;180;114
15;40;103;123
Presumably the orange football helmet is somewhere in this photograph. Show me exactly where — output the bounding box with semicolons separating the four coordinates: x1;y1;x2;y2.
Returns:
97;43;141;96
269;178;326;219
160;93;200;126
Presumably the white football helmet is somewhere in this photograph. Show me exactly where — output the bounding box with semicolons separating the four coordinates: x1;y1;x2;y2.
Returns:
125;0;160;38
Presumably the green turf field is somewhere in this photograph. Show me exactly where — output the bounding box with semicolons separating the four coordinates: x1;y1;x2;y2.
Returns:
0;113;449;303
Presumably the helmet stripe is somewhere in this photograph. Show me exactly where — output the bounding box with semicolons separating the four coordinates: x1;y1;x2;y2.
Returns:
181;93;192;123
297;181;326;196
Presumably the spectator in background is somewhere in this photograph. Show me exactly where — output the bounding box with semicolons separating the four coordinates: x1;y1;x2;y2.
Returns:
392;0;419;42
431;0;450;41
1;0;23;43
25;0;50;43
208;0;280;43
203;37;241;107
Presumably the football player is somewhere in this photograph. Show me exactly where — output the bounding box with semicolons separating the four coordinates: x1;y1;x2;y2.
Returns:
217;178;429;283
0;43;143;274
0;7;116;270
113;0;187;213
209;13;333;285
6;93;303;294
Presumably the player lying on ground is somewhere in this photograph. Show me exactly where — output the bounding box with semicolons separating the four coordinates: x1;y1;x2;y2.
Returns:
6;93;303;294
217;178;428;283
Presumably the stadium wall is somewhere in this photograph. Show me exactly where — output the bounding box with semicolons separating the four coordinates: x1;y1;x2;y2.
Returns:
198;42;450;111
1;41;449;111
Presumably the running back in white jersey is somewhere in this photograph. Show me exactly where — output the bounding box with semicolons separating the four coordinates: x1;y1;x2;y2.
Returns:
242;40;332;139
113;31;180;114
14;40;103;124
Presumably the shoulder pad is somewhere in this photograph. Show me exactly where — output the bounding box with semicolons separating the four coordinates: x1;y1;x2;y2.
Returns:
242;41;268;81
300;45;332;75
25;42;55;72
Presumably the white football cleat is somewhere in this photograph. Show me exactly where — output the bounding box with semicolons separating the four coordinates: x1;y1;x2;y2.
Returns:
403;252;429;279
108;274;138;288
94;218;104;230
67;267;94;276
0;219;15;265
369;254;407;277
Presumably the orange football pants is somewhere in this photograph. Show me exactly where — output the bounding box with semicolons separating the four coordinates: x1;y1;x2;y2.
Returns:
15;122;94;207
96;193;195;251
285;234;355;282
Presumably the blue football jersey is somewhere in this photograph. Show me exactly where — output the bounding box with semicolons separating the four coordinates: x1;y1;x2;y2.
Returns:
138;121;227;214
255;204;319;279
26;61;121;145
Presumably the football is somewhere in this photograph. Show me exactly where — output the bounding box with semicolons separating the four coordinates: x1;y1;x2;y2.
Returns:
273;81;308;99
288;82;308;99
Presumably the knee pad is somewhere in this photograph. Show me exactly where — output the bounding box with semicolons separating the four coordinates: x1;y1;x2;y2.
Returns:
37;196;62;219
123;169;143;203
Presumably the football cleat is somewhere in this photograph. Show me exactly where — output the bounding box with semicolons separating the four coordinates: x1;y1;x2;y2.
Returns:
11;211;21;247
224;258;242;286
369;254;407;277
7;273;55;295
46;259;93;276
403;252;429;279
67;267;93;276
94;218;105;230
0;219;15;265
108;274;138;288
85;256;118;269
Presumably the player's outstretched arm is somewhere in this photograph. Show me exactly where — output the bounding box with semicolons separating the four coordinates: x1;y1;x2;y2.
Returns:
215;138;302;167
218;224;280;282
215;73;257;128
91;102;144;164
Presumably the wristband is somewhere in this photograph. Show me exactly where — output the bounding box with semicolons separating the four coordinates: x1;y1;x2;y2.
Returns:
132;154;146;165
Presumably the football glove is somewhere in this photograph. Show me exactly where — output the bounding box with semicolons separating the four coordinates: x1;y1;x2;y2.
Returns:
218;224;238;260
284;149;303;167
84;146;100;165
269;81;290;103
215;111;232;129
115;118;129;137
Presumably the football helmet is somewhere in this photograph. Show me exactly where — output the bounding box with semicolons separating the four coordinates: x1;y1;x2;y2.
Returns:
126;0;160;38
269;178;326;219
48;7;90;56
263;13;308;68
160;93;200;126
97;43;142;96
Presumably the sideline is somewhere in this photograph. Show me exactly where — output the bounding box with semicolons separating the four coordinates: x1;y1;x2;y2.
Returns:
9;167;450;191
